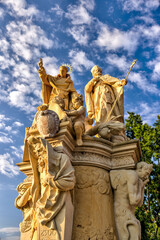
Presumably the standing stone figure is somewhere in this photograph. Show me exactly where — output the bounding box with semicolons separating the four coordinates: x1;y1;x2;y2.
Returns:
110;162;153;240
85;65;127;123
38;59;77;111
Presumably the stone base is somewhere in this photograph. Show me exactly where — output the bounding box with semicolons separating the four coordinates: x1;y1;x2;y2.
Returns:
17;122;142;240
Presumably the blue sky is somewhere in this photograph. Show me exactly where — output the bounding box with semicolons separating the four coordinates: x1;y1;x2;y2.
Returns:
0;0;160;239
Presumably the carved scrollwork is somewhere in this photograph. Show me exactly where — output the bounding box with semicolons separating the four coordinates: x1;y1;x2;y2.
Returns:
111;155;134;168
74;152;111;169
75;167;111;195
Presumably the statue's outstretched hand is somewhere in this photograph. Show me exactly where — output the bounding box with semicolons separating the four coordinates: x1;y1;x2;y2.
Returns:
121;79;128;86
38;58;43;70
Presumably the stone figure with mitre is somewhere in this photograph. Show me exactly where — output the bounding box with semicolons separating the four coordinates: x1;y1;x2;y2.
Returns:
85;65;127;123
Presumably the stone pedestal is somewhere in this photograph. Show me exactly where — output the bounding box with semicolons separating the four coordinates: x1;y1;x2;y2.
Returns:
72;166;116;240
17;122;142;240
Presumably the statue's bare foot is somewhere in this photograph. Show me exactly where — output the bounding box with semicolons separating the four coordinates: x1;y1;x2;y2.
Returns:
76;139;83;146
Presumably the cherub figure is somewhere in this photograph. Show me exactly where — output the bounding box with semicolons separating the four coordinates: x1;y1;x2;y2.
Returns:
66;94;86;146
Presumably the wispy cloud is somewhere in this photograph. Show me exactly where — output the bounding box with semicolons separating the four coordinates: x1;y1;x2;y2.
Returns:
0;227;19;233
106;54;131;72
79;0;95;11
69;50;94;72
0;135;13;143
0;8;4;18
66;4;92;25
6;21;53;61
0;227;19;240
128;71;159;95
10;146;23;159
126;101;160;125
0;153;19;177
119;0;159;13
1;0;39;18
0;115;24;143
67;26;89;45
94;23;139;53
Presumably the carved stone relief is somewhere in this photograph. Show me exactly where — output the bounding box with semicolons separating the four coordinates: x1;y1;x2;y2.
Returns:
72;166;117;240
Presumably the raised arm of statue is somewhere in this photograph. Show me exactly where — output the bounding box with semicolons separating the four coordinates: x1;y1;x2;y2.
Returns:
16;187;31;208
38;58;50;86
85;78;98;93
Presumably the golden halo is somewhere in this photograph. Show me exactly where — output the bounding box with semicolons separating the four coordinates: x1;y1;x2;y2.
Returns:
62;64;73;74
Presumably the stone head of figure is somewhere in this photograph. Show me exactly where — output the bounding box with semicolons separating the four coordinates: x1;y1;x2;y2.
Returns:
72;94;84;109
59;65;68;78
136;162;153;181
91;65;102;78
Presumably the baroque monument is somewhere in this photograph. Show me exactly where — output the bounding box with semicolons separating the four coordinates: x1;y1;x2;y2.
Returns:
15;58;153;240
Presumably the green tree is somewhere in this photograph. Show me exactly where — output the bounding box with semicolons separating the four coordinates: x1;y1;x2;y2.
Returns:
125;112;160;240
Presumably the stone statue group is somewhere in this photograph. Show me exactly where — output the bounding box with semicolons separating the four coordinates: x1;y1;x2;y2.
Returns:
15;59;153;240
38;59;128;145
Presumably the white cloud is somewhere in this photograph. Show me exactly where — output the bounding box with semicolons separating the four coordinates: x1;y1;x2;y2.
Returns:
0;114;10;121
1;0;39;18
0;135;13;143
136;16;155;25
127;101;160;125
0;38;9;55
0;115;13;135
119;0;159;12
95;24;139;53
68;26;89;45
147;58;160;81
142;24;160;40
128;71;159;95
10;146;23;159
69;50;94;72
66;4;92;25
50;4;64;17
0;227;19;233
6;21;53;61
0;8;4;18
79;0;95;11
0;55;15;70
106;54;131;72
13;121;24;127
8;90;38;113
0;153;19;177
12;62;33;79
41;56;58;76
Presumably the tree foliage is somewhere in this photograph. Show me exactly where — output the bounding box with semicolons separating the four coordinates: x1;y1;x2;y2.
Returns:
125;112;160;239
